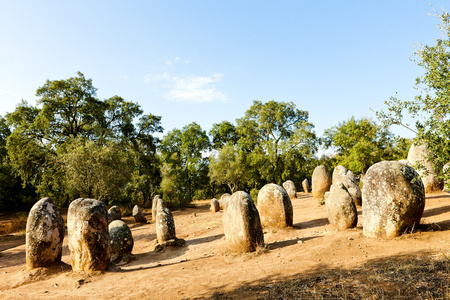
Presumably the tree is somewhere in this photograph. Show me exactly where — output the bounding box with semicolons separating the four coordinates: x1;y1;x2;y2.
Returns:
209;121;239;150
236;100;318;185
323;117;410;175
209;144;246;193
6;72;163;206
376;9;450;185
160;122;210;205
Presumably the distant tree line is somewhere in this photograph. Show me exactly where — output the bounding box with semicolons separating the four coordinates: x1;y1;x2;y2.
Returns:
0;72;411;211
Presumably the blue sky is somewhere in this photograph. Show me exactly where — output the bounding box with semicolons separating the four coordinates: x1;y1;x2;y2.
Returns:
0;1;448;140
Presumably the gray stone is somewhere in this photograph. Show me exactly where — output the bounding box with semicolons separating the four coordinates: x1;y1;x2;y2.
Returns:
26;197;65;269
325;183;358;230
312;165;332;201
223;191;264;252
109;220;133;265
68;198;110;272
155;198;176;243
257;184;293;229
107;206;121;223
302;179;310;193
219;193;231;210
152;195;161;222
362;161;425;238
407;143;441;193
210;198;220;213
282;180;296;199
132;205;147;224
332;165;362;206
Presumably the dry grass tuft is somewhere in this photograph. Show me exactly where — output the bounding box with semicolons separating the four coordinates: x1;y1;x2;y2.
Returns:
212;254;450;299
0;213;28;235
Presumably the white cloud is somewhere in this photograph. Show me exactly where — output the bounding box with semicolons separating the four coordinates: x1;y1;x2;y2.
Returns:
166;57;189;65
147;72;228;103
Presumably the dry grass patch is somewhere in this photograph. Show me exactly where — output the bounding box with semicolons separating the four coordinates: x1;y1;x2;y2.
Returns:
0;212;28;235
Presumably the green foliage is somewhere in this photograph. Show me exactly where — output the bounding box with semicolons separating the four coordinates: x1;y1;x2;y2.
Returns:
323;117;410;175
376;9;450;186
236;100;318;185
5;72;162;207
160;122;210;205
209;121;239;150
209;144;246;193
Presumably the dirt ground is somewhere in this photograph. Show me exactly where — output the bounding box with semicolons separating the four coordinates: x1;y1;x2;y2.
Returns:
1;192;450;299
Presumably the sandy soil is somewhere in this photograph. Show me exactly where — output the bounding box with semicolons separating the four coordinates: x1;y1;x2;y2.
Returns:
1;192;450;299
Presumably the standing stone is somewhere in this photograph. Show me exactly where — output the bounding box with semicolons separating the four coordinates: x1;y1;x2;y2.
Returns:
325;183;357;230
155;198;176;243
210;198;220;213
68;198;110;272
282;180;296;199
332;165;362;206
152;195;161;222
223;191;264;252
302;179;310;193
407;143;441;193
257;184;293;229
26;197;65;269
109;220;134;265
107;206;121;223
132;205;147;224
312;165;332;201
362;161;425;238
219;193;231;210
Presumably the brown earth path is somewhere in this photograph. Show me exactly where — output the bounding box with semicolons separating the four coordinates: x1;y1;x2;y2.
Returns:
0;192;449;299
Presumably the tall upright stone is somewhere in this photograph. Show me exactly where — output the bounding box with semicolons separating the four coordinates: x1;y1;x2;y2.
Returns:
325;183;357;230
26;197;65;269
155;198;176;243
257;184;293;229
363;161;425;238
132;205;147;224
407;143;441;193
312;165;332;201
223;191;264;252
282;180;296;199
219;193;231;210
68;198;110;272
302;179;310;193
332;165;362;206
152;195;161;222
210;198;220;213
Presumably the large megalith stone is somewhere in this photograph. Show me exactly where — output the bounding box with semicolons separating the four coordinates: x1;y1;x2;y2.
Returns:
109;220;134;265
155;198;185;251
152;195;161;222
132;205;147;224
107;206;121;224
282;180;296;199
362;161;425;238
302;179;310;193
257;184;293;229
312;165;332;201
26;197;65;269
210;198;220;213
219;193;231;210
223;191;264;252
407;143;441;193
332;165;362;206
68;198;110;272
325;183;358;230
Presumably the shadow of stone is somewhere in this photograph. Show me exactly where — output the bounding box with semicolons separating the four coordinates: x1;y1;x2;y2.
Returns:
267;236;321;251
186;234;224;246
293;217;329;229
422;204;450;218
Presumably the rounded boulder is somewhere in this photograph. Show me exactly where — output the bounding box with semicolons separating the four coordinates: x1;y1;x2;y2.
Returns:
407;143;441;193
257;183;293;229
282;180;296;199
332;165;362;206
302;179;310;193
68;198;110;272
325;183;358;230
132;205;147;224
223;191;264;252
210;198;220;213
362;161;425;238
108;205;121;224
26;197;65;269
109;220;134;265
312;165;332;201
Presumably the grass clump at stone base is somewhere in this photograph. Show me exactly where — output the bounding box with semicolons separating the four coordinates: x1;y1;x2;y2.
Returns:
212;254;450;299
